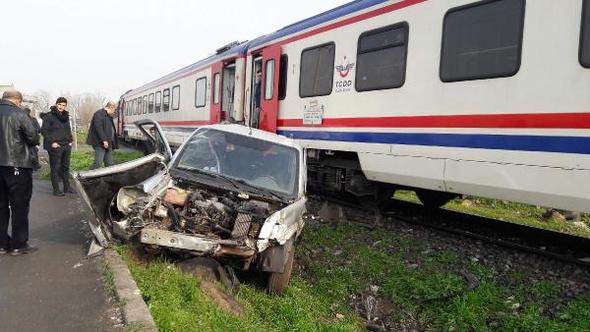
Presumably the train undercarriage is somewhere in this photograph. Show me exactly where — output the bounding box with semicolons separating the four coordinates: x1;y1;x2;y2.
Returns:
306;149;458;210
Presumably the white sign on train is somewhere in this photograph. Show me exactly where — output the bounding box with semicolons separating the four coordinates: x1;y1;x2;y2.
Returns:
302;100;323;125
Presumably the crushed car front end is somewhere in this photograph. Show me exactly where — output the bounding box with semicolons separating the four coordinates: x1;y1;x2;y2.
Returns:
75;123;306;293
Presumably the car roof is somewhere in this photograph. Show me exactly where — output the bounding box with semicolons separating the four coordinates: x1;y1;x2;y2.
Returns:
199;124;303;151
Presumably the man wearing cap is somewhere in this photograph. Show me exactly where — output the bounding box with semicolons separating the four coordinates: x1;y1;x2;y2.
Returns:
0;90;40;255
41;97;74;196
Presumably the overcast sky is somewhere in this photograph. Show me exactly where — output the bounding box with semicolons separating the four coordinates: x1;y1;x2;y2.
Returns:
1;0;347;101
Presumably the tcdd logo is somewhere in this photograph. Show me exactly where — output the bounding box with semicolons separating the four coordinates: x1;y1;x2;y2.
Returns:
335;80;352;88
335;57;355;78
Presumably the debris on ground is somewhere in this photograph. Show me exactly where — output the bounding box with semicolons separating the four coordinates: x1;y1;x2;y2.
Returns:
200;281;245;317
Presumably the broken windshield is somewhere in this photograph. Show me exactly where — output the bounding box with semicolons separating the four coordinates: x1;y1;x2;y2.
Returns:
174;129;299;197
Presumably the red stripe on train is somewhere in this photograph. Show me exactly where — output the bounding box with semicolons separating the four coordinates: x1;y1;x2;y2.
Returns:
276;113;590;129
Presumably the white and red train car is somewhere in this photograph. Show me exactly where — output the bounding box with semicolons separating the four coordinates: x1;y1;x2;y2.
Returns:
117;41;249;146
117;0;590;213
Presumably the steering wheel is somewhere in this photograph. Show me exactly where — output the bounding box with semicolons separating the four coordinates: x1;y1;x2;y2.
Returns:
251;176;281;191
206;143;221;173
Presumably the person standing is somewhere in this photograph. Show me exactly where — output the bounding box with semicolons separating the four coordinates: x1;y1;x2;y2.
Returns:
41;97;74;196
252;69;262;128
87;101;118;169
23;107;41;171
0;90;40;255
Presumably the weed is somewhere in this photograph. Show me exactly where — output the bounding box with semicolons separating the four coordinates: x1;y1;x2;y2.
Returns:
101;259;116;297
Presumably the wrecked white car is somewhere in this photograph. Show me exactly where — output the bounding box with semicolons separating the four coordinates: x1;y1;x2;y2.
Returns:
74;120;307;293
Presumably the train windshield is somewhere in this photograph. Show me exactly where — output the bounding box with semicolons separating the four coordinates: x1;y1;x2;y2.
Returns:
174;129;299;197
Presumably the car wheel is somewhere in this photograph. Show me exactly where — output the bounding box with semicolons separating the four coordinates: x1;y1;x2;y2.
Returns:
267;243;295;295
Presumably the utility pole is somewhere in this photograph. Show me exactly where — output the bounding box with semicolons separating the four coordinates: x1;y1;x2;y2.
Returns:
71;108;78;151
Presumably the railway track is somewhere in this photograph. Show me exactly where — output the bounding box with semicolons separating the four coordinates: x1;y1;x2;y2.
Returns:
320;196;590;268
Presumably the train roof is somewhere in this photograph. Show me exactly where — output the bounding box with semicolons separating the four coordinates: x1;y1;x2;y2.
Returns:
248;0;389;49
124;40;250;97
123;0;391;98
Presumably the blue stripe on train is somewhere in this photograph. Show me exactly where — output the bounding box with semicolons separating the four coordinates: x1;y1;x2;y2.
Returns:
250;0;390;48
277;130;590;154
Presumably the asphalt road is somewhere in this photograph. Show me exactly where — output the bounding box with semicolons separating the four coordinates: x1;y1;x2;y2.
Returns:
0;180;120;332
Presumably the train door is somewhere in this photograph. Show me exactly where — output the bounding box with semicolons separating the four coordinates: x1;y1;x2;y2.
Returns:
259;45;281;133
248;55;263;127
221;61;236;121
210;62;223;124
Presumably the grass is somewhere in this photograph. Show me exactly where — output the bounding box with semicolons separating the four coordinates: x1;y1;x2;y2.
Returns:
119;220;590;331
75;129;88;146
301;222;590;331
112;190;590;331
101;259;117;297
117;246;361;331
394;190;590;238
40;147;144;179
38;130;143;179
68;149;144;172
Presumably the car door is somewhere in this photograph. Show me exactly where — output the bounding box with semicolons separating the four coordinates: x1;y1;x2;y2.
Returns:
73;120;172;249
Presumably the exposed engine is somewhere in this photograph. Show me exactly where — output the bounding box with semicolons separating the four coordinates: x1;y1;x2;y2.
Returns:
116;185;277;243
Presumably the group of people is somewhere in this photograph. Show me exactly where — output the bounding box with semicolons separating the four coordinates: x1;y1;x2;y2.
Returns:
40;98;119;195
0;90;118;256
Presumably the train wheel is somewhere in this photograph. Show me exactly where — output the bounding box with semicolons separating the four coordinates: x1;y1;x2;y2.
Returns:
416;189;458;209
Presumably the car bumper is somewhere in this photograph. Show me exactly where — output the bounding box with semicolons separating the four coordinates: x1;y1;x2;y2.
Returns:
140;228;256;258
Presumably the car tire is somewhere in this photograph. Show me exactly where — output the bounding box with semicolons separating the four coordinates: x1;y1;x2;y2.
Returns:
267;243;295;295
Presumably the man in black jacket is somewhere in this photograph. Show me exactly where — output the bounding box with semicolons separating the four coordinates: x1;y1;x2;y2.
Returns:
0;90;40;255
41;97;74;196
23;107;41;171
87;101;118;169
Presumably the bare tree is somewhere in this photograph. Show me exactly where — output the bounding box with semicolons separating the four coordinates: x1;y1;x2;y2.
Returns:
32;90;53;115
77;92;106;128
31;90;107;128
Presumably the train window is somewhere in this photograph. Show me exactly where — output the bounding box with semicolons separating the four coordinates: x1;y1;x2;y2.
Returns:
440;0;525;82
155;91;162;112
172;85;180;110
195;77;207;108
143;95;148;114
163;88;170;112
148;93;154;113
212;74;220;104
279;55;288;100
356;22;408;91
299;42;335;97
264;59;275;100
581;0;590;68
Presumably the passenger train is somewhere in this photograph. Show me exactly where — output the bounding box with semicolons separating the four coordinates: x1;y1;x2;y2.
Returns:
117;0;590;213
